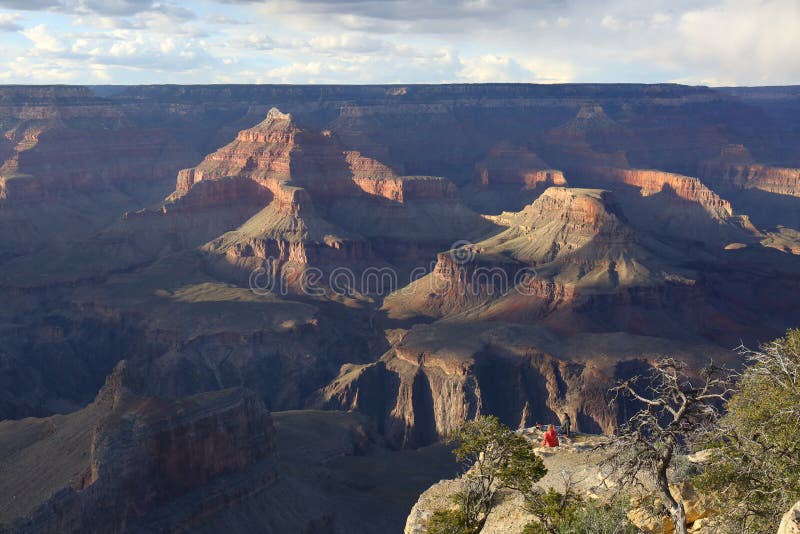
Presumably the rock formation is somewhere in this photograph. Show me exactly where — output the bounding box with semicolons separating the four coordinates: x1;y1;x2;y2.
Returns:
593;168;733;216
587;167;761;245
699;144;800;198
384;187;682;322
165;108;491;284
0;362;277;533
1;83;800;532
474;142;567;190
316;320;735;448
779;501;800;534
0;367;459;533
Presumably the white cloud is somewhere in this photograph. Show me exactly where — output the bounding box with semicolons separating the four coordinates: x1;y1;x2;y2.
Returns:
632;0;800;85
457;55;574;84
257;46;460;83
650;12;672;27
23;24;66;53
0;55;82;81
0;12;22;31
15;22;218;78
600;15;619;31
677;0;800;83
458;54;536;83
234;33;276;50
0;0;798;84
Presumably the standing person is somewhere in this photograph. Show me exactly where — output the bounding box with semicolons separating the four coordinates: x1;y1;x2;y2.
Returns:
561;412;571;438
541;424;559;447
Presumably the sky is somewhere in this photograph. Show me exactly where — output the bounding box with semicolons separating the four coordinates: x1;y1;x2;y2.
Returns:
0;0;798;86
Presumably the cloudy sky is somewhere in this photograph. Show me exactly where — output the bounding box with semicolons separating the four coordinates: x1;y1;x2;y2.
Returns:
0;0;797;85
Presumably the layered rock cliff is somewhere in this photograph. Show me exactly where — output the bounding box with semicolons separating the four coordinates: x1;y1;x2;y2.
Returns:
0;363;277;534
384;187;674;322
699;144;800;198
162;108;490;280
0;84;800;534
587;167;761;245
593;167;733;217
316;322;729;448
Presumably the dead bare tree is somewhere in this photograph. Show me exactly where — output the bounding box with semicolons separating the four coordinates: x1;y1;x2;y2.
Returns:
601;358;734;534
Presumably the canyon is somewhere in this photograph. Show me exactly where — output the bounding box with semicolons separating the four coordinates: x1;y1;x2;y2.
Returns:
1;83;800;532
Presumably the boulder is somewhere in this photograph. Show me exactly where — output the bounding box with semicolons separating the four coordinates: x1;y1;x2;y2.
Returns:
628;482;715;534
778;501;800;534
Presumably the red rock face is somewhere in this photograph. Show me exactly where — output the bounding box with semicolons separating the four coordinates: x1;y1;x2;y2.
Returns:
157;176;273;213
162;108;485;284
593;167;733;216
171;109;299;198
725;165;800;197
699;146;800;197
172;110;459;207
530;186;631;232
474;142;568;189
351;175;457;202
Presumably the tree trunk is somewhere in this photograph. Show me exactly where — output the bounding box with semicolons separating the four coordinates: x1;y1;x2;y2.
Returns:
657;452;688;534
668;501;688;534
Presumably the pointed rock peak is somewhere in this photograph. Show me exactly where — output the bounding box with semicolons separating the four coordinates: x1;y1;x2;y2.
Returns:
237;107;300;141
486;141;549;166
94;360;144;409
555;104;621;136
246;107;296;131
575;104;609;120
265;107;292;122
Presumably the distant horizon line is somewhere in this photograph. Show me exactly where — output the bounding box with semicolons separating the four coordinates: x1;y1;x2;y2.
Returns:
1;82;799;89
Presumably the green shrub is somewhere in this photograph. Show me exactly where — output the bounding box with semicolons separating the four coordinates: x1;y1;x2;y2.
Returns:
425;508;474;534
524;492;637;534
566;498;638;534
696;329;800;532
426;415;547;533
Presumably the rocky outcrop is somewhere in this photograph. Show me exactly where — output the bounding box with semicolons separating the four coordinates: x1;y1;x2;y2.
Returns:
557;104;624;137
0;363;277;534
586;167;763;245
163;108;488;276
384;187;664;322
404;431;617;534
352;174;457;203
474;142;567;189
171;108;458;207
143;176;273;215
628;482;715;534
779;501;800;534
317;323;629;448
170;108;299;198
593;168;733;216
699;145;800;198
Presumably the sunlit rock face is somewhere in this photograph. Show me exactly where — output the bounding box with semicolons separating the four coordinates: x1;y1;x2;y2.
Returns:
1;83;800;533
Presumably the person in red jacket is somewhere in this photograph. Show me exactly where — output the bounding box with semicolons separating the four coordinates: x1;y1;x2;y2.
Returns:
541;424;559;447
